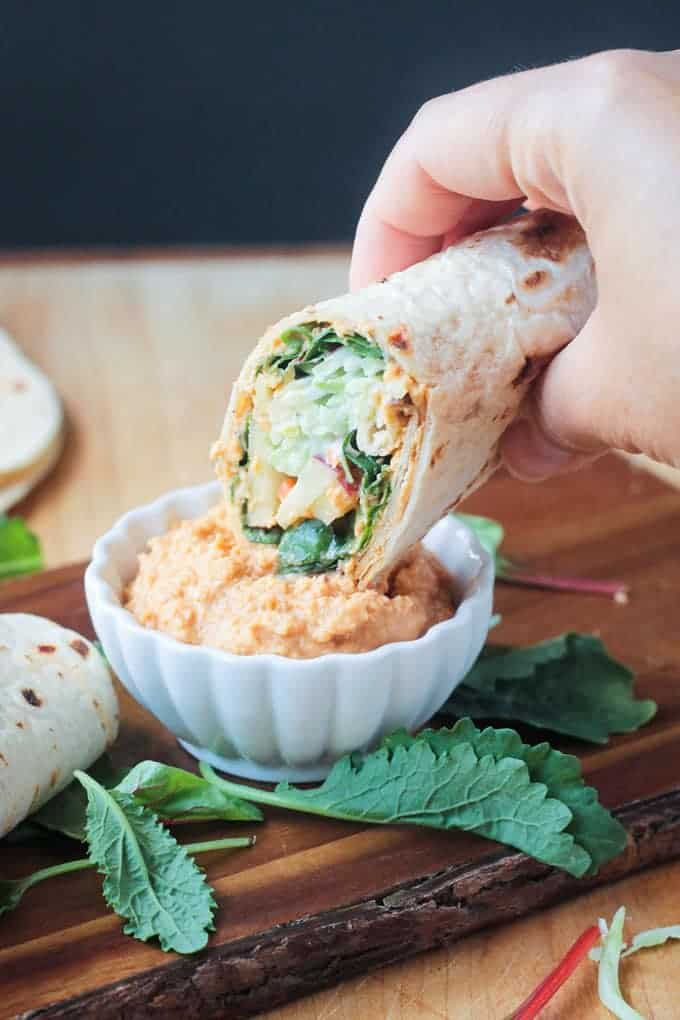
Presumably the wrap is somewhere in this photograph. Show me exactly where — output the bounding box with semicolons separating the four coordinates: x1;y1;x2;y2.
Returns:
212;211;596;585
0;614;119;837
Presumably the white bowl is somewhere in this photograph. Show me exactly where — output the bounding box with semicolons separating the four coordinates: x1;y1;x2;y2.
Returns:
85;481;494;781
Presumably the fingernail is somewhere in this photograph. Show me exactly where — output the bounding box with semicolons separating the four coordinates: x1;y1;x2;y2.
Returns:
501;419;581;481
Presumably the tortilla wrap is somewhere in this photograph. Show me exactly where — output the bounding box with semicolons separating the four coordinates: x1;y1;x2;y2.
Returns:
0;614;119;837
0;329;64;487
213;211;596;585
0;430;64;513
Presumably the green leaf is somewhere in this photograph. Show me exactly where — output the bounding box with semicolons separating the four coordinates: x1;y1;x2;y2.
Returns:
385;721;626;874
0;835;254;930
76;771;217;954
277;517;353;574
201;720;626;877
342;333;384;360
0;858;94;918
25;755;124;841
444;634;657;744
242;523;283;545
115;761;263;823
0;515;43;579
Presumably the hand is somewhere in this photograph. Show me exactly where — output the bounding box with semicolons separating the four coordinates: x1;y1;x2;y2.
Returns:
350;49;680;478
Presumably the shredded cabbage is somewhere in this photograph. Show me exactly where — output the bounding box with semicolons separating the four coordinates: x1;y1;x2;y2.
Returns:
593;907;646;1019
263;346;405;477
624;925;680;957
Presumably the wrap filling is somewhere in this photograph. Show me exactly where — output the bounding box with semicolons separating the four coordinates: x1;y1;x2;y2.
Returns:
229;323;416;573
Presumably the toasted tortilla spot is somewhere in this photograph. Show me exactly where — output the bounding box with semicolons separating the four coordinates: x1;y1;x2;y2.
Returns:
37;643;56;654
70;638;90;658
21;688;42;707
0;752;7;766
430;443;446;468
16;721;24;729
505;292;517;304
513;212;584;262
523;270;547;289
388;328;410;351
49;768;59;788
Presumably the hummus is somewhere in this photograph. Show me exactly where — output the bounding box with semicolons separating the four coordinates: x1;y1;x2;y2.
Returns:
124;505;457;659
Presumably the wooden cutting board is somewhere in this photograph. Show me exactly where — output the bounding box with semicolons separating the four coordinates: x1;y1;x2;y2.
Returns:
2;455;680;1020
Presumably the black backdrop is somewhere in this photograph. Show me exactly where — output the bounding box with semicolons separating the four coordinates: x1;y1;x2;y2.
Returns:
0;1;677;248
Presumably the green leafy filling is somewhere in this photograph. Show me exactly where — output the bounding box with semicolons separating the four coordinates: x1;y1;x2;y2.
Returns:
443;633;657;745
275;432;390;573
0;515;43;580
264;324;384;377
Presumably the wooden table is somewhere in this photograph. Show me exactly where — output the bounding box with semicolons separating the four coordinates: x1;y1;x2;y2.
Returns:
5;249;680;1019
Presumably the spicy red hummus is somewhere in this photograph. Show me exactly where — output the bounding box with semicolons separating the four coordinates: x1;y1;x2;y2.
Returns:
124;506;457;659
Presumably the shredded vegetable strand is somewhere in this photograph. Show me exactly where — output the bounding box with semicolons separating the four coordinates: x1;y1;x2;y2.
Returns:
508;924;601;1019
597;907;646;1019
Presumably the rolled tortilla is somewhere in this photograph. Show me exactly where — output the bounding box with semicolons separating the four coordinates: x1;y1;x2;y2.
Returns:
0;614;119;837
213;211;596;585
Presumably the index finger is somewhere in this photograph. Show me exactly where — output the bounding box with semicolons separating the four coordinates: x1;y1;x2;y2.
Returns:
349;64;572;291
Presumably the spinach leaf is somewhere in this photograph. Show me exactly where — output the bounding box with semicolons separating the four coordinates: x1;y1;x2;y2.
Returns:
0;773;254;953
262;326;312;372
343;431;382;484
27;755;124;841
277;517;353;574
242;523;283;545
238;416;251;467
384;722;626;875
201;720;626;878
342;432;391;552
342;333;384;360
0;515;43;580
6;758;261;845
77;771;218;953
240;503;282;545
115;761;263;823
444;634;657;745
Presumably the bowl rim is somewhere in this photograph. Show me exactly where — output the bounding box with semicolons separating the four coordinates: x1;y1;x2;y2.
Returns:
85;480;494;671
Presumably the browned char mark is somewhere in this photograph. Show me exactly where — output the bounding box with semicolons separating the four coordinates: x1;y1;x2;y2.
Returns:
512;211;585;262
22;688;42;707
388;328;410;352
522;270;547;289
70;638;90;658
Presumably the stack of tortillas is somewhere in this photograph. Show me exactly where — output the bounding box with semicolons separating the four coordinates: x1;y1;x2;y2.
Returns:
0;329;64;512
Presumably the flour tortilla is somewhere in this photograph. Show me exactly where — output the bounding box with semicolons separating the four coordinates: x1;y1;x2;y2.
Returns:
0;329;64;487
215;211;596;585
0;614;119;837
0;430;64;513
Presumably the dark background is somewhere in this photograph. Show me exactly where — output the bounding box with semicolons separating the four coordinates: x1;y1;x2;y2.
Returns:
0;2;676;248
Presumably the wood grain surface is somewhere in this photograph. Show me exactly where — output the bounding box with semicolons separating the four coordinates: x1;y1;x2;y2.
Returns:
1;251;680;1019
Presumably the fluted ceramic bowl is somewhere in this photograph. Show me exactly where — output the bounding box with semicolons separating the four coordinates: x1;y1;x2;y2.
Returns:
85;481;494;781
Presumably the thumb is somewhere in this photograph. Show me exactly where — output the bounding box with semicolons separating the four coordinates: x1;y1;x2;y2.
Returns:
501;311;611;481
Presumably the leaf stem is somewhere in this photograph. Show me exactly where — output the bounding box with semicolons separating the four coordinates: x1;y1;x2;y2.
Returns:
200;764;358;822
507;924;601;1019
498;568;628;599
183;835;255;853
24;856;95;889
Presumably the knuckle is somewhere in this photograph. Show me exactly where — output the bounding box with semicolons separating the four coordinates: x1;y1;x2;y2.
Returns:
583;48;657;104
410;94;448;133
